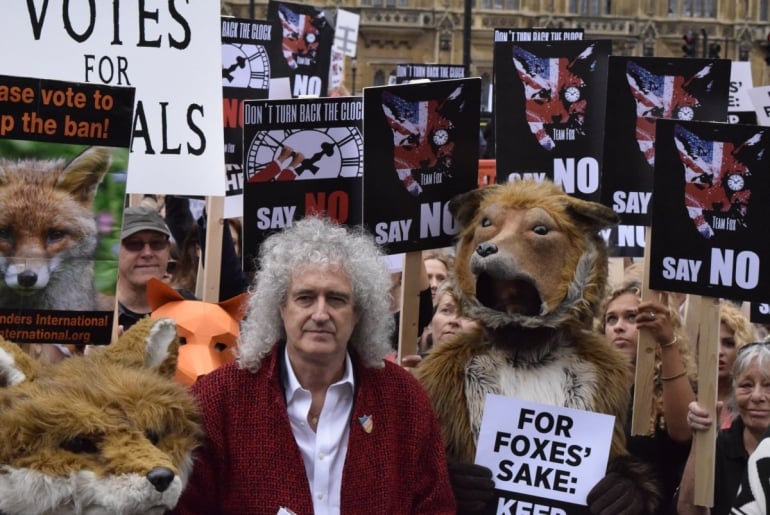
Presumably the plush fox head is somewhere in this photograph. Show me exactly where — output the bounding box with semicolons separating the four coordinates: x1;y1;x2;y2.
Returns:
449;179;618;331
0;317;202;515
147;277;247;386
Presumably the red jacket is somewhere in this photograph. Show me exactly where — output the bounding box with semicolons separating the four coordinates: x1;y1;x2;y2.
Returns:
174;346;455;514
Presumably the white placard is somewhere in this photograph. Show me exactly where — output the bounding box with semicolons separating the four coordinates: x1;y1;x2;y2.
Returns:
729;61;754;114
334;9;360;57
475;394;614;507
749;86;770;127
0;1;225;195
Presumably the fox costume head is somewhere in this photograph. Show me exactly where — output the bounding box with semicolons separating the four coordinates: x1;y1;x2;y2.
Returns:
0;146;110;310
449;179;618;330
0;317;202;515
147;277;248;386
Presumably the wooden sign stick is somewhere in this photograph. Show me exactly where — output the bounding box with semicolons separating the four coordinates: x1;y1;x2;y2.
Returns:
397;251;422;363
631;228;656;436
694;297;720;507
196;196;225;302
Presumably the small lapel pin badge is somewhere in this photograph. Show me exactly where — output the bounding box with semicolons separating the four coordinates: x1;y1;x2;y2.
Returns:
358;414;373;433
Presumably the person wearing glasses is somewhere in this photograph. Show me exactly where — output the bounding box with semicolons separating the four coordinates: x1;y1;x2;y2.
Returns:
117;205;194;330
677;341;770;515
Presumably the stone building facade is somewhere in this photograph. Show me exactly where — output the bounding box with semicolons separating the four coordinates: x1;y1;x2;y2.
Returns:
225;0;770;107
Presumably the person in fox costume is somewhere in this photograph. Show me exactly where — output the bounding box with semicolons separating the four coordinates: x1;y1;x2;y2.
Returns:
416;180;660;514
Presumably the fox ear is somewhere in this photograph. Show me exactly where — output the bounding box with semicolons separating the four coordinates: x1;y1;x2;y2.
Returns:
56;146;111;204
92;317;180;378
0;339;40;388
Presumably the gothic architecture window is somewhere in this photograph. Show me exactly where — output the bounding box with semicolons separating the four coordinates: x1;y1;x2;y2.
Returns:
568;0;609;15
668;0;716;17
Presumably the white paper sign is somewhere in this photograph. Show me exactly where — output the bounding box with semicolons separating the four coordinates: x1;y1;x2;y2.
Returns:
749;86;770;127
475;394;614;507
729;61;754;113
0;1;225;195
334;9;360;57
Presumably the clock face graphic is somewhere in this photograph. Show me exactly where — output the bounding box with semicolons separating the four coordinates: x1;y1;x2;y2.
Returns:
222;43;270;89
726;173;745;192
677;105;695;121
564;86;580;103
247;127;363;180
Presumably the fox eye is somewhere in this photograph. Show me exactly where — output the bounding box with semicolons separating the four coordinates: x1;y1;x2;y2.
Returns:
145;429;160;445
47;229;67;242
214;342;228;352
61;436;98;454
481;217;491;227
178;336;187;345
0;228;13;240
533;225;548;235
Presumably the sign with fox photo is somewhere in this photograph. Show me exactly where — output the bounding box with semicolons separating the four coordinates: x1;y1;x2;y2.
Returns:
649;119;770;302
0;1;225;196
601;56;731;257
493;39;610;202
0;74;135;345
221;16;273;219
266;0;334;99
241;96;363;270
362;78;481;254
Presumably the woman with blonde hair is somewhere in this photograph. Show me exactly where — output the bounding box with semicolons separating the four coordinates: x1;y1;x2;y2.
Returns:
599;280;696;514
718;302;756;428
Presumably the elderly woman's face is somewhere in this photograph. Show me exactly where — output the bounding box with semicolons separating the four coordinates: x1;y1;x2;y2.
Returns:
734;356;770;433
429;292;478;347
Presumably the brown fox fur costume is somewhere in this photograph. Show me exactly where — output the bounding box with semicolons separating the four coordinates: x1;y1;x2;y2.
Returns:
0;317;202;515
417;180;659;513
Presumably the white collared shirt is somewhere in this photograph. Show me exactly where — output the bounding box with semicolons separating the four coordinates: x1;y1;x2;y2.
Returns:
283;348;354;515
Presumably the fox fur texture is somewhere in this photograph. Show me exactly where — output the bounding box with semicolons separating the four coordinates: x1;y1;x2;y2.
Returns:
0;317;202;515
0;147;110;310
417;180;659;513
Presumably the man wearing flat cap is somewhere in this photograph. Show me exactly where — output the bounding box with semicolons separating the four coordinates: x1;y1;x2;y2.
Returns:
116;205;180;330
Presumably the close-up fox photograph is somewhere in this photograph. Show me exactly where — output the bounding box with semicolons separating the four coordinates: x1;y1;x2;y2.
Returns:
0;141;127;312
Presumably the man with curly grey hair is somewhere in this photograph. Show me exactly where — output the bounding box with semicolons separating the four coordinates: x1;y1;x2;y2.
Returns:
175;217;455;515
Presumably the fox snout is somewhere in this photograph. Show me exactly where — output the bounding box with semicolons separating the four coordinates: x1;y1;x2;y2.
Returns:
1;259;53;292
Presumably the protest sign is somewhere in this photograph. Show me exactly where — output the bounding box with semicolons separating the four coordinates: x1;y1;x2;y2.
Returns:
394;64;466;83
222;17;273;218
649;119;770;301
362;78;481;254
0;75;135;344
494;39;610;202
266;0;334;98
748;85;770;127
241;96;363;266
601;57;731;257
0;2;225;196
729;61;757;125
475;394;614;515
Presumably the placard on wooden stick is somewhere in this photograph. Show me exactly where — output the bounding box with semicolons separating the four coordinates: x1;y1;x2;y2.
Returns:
631;228;656;436
196;196;225;302
694;298;720;507
397;251;421;362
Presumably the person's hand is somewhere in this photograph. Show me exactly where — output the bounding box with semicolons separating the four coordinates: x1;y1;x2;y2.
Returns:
277;145;295;162
587;471;645;515
687;400;721;432
447;462;495;513
288;151;304;168
637;292;675;347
